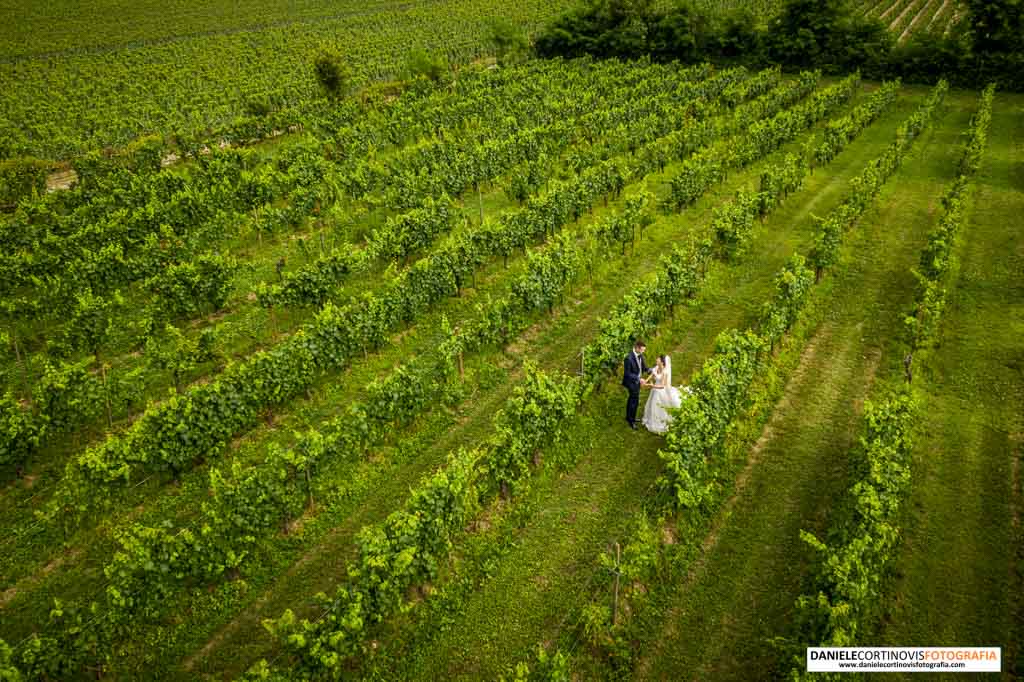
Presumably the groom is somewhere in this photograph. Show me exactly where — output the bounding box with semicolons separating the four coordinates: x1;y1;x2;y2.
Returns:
622;340;650;430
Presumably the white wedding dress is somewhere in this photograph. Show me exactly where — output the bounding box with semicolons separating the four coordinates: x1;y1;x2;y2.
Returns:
642;359;682;434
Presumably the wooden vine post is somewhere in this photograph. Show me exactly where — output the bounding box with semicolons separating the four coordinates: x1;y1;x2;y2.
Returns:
458;340;464;381
305;464;315;510
101;362;112;428
612;542;621;626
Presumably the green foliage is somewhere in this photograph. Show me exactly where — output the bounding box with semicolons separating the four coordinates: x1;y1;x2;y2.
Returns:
17;600;105;679
9;61;953;678
763;0;893;71
506;154;550;205
68;140;638;536
917;188;965;281
0;392;41;469
148;252;238;319
712;190;760;260
357;447;482;610
959;84;996;177
123;134;166;174
0;157;53;206
261;364;579;676
239;659;291;682
759;153;806;216
581;601;618;655
33;357;105;434
0;0;572;159
714;7;763;58
485;16;530;65
535;0;723;62
792;390;916;666
504;646;571;681
788;86;990;674
260;108;629;308
965;0;1024;55
60;288;125;358
602;513;661;583
366;194;455;265
0;143;303;345
669;72;862;209
486;362;581;493
314;50;353;99
809;205;852;278
144;324;218;393
0;638;21;681
649;3;718;63
581;513;665;669
537;0;891;72
510;234;581;315
659;329;765;508
815;79;900;166
810;80;948;281
904;272;947;352
550;117;907;655
534;0;1024;90
406;49;450;83
906;84;994;360
760;254;814;348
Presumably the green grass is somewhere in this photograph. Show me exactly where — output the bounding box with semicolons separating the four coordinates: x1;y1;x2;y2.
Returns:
0;62;681;595
111;82;863;679
627;87;1022;681
634;90;968;680
875;93;1024;680
3;78;1020;682
163;85;859;680
342;87;929;681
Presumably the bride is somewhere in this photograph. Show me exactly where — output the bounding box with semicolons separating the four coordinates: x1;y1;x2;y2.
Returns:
642;355;682;434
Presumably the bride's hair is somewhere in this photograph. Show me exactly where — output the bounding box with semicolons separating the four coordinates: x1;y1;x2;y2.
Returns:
658;354;667;365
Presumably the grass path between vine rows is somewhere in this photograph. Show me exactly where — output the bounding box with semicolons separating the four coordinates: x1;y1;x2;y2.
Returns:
348;89;930;682
876;93;1024;680
632;88;972;680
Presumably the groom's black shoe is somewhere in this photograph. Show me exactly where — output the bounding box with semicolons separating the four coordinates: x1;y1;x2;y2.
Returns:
629;422;639;430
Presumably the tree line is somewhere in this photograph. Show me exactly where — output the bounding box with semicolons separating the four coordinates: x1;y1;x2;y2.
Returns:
533;0;1024;91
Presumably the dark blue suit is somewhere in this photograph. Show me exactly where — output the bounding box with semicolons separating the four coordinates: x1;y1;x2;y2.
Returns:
622;350;649;426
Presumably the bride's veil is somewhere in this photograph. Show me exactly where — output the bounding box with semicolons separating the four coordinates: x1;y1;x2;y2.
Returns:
664;355;672;387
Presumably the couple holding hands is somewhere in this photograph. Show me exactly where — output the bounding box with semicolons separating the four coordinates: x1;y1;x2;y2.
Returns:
622;339;685;434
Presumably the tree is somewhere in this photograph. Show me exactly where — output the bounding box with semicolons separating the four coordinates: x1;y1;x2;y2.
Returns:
965;0;1023;54
763;0;890;71
765;0;845;68
406;48;450;83
649;3;715;62
535;0;659;59
715;8;763;59
485;17;529;64
314;50;352;99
